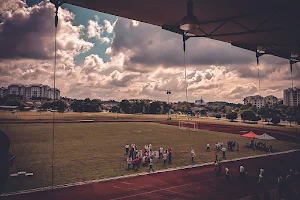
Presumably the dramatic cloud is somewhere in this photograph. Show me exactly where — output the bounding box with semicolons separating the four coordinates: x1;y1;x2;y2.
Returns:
87;16;117;43
0;0;93;60
0;2;299;103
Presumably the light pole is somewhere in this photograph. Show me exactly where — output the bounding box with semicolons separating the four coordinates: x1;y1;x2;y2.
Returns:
116;90;120;119
165;90;172;120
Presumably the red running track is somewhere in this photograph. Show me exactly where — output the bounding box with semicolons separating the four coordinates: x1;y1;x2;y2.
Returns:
3;151;300;200
160;121;300;142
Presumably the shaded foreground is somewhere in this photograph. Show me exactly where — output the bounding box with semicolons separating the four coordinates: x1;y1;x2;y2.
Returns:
3;151;300;200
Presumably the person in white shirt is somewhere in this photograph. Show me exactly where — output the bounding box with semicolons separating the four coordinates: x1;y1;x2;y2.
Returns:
139;150;143;158
260;168;264;176
159;146;163;159
239;164;246;182
149;158;154;172
221;147;226;159
206;143;210;152
149;144;152;151
127;156;132;170
163;150;167;165
191;149;196;163
125;144;129;155
225;166;230;182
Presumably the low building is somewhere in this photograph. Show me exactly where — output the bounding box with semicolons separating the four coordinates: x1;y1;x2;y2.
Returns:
1;84;60;100
195;97;206;106
243;95;265;108
264;95;278;106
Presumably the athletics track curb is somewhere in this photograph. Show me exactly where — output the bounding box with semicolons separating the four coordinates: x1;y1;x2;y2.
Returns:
1;149;299;197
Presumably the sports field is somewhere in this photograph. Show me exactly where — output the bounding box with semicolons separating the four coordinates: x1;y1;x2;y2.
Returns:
0;122;298;193
0;111;298;133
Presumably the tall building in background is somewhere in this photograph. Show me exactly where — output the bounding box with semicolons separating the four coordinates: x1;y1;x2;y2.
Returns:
0;87;6;98
1;84;60;100
283;87;300;107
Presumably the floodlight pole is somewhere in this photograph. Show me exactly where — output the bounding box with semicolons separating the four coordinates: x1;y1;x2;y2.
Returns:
289;59;298;89
165;90;172;119
116;89;120;119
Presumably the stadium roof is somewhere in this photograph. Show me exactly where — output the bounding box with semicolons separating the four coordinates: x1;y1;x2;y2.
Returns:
65;0;300;62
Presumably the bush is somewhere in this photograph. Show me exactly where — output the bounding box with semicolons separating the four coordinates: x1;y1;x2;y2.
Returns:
271;116;280;125
216;114;221;120
241;110;256;121
226;112;237;122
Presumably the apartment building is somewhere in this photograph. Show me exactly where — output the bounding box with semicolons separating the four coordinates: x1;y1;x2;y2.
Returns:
283;87;300;107
1;84;60;100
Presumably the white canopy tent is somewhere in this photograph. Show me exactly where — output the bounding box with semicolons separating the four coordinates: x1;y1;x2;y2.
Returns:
255;133;276;140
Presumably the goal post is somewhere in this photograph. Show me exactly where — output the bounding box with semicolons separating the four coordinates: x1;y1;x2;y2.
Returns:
179;121;198;131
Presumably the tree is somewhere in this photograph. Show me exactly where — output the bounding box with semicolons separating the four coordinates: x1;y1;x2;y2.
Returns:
250;105;258;114
110;106;118;113
53;100;67;112
70;99;100;112
271;116;280;125
258;107;272;124
149;101;161;114
216;114;221;120
226;112;237;122
70;100;83;112
199;110;207;116
241;110;257;122
120;100;131;114
285;107;295;126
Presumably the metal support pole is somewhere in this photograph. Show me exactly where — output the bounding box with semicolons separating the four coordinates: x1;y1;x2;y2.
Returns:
166;90;171;120
50;0;64;192
117;90;120;119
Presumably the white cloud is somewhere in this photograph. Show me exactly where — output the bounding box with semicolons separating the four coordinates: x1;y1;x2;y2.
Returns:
87;19;103;38
103;19;117;33
105;47;112;54
87;18;112;43
1;3;299;102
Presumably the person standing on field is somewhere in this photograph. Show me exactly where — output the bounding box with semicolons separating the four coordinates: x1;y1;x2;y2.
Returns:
149;158;154;172
206;143;210;152
127;156;132;170
159;146;163;159
163;150;167;165
221;147;227;159
125;144;129;155
191;149;196;163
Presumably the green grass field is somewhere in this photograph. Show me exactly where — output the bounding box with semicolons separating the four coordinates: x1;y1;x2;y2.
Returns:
1;111;299;133
0;122;299;193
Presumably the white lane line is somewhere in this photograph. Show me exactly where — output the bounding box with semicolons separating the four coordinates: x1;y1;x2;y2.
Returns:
109;177;223;200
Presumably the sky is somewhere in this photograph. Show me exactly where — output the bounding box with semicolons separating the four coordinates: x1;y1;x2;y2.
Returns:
0;0;299;103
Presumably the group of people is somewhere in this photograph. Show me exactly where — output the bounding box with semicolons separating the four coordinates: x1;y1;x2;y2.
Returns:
213;158;300;199
249;140;273;152
125;143;173;172
214;160;265;185
227;140;239;151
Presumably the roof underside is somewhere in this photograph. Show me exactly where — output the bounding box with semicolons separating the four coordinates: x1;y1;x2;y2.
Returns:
66;0;300;61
